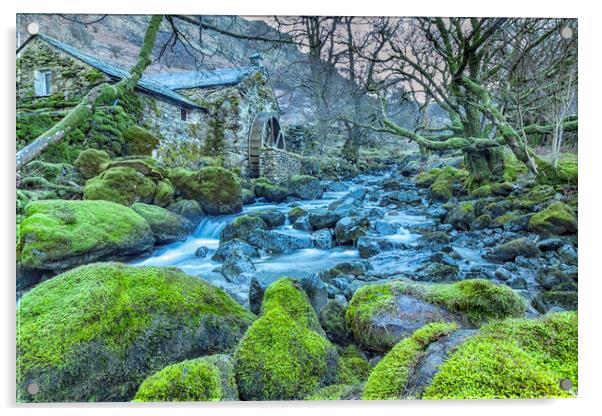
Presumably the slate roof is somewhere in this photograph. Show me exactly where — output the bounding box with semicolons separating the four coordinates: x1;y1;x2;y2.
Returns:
149;66;260;90
22;34;204;109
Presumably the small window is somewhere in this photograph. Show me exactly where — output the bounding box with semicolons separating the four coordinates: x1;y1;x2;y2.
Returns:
180;108;187;121
34;70;52;97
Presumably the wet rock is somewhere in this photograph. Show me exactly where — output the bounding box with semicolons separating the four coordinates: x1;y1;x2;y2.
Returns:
212;239;259;262
242;188;256;205
381;178;402;191
335;216;370;245
558;244;578;266
131;203;195;244
538;238;565;251
220;215;267;243
357;236;407;258
328;196;361;216
289;175;323;200
494;267;512;281
444;203;475;231
400;160;420;176
483;238;540;262
221;251;255;282
252;209;286;229
308;210;342;230
292;216;311;231
287;207;307;223
310;229;335;249
528;202;577;237
373;220;399;235
383;190;422;207
472;214;491;230
413;262;459;282
195;246;208;258
333;260;371;276
507;276;528;289
246;230;311;254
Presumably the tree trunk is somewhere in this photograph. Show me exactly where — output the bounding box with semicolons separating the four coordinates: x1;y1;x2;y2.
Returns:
463;146;505;185
16;15;163;171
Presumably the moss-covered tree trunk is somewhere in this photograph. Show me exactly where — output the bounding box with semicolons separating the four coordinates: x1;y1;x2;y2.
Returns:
16;15;163;171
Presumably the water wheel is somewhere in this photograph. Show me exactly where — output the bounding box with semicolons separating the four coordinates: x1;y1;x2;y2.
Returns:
248;112;285;177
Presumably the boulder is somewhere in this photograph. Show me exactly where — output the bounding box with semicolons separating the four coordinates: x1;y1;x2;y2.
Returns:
310;229;335;249
335;216;370;245
133;354;238;402
528;202;577;236
195;247;208;258
17;200;154;271
246;230;311;254
131;203;194;244
357;236;406;258
287;206;307;223
558;244;578;266
169;166;242;215
444;203;475;231
83;166;156;206
212;239;260;262
242;188;256;205
220;215;267;243
234;278;338;400
221;251;256;283
483;238;541;262
16;263;255;402
319;299;351;346
422;312;577;399
252;209;286;228
152;179;175;207
308;210;342;230
289;175;323;200
166;199;204;226
253;178;289;203
346;279;526;351
74;149;109;179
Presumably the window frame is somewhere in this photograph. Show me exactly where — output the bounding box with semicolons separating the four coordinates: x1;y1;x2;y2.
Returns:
34;69;52;97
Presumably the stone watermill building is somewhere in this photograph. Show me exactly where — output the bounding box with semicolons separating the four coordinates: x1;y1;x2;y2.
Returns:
17;33;300;180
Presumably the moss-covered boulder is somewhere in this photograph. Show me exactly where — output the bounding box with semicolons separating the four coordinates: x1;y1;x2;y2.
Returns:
423;312;577;399
152;179;175;207
289;175;323;200
335;345;372;385
133;354;238;402
306;384;363;400
529;202;577;236
220;214;267;243
346;279;526;351
83;166;157;206
16;263;255;402
74;149;110;179
483;237;541;262
363;322;458;400
234;278;338;400
444;203;475;231
17;200;154;271
253;178;290;203
319;299;351;345
169;167;242;215
288;206;307;223
167;199;204;226
122;126;160;156
131;203;194;244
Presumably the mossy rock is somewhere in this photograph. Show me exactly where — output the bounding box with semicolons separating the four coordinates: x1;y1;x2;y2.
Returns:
169;167;242;215
122;126;160;156
167;199;204;226
423;311;577;399
133;354;238;402
17;200;154;271
444;202;475;231
319;299;351;345
288;206;307;223
83;166;157;206
288;175;323;200
253;178;290;203
152;179;175;208
483;237;541;262
131;203;194;244
529;202;577;237
234;278;338;400
73;149;110;179
346;279;526;351
335;345;372;385
416;168;443;188
16;263;255;402
220;214;267;243
306;383;363;400
502;152;529;182
362;322;458;400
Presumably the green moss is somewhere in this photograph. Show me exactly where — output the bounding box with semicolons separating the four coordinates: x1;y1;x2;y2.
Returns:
529;202;577;236
83;166;157;206
74;149;110;179
423;312;577;399
416;168;442;188
17;199;153;270
346;283;395;345
234;278;338;400
306;384;362;400
122;126;160;156
220;214;267;243
363;322;458;400
133;354;237;402
152;179;175;207
169;166;242;215
503;151;528;182
131;203;192;243
288;207;307;223
253;177;290;203
335;345;372;385
17;263;255;402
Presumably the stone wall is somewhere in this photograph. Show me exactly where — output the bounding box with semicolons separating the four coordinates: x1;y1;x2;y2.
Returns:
17;37;110;105
259;147;304;184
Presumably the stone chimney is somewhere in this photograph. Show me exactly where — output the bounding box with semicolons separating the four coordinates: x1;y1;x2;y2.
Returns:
249;53;262;67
